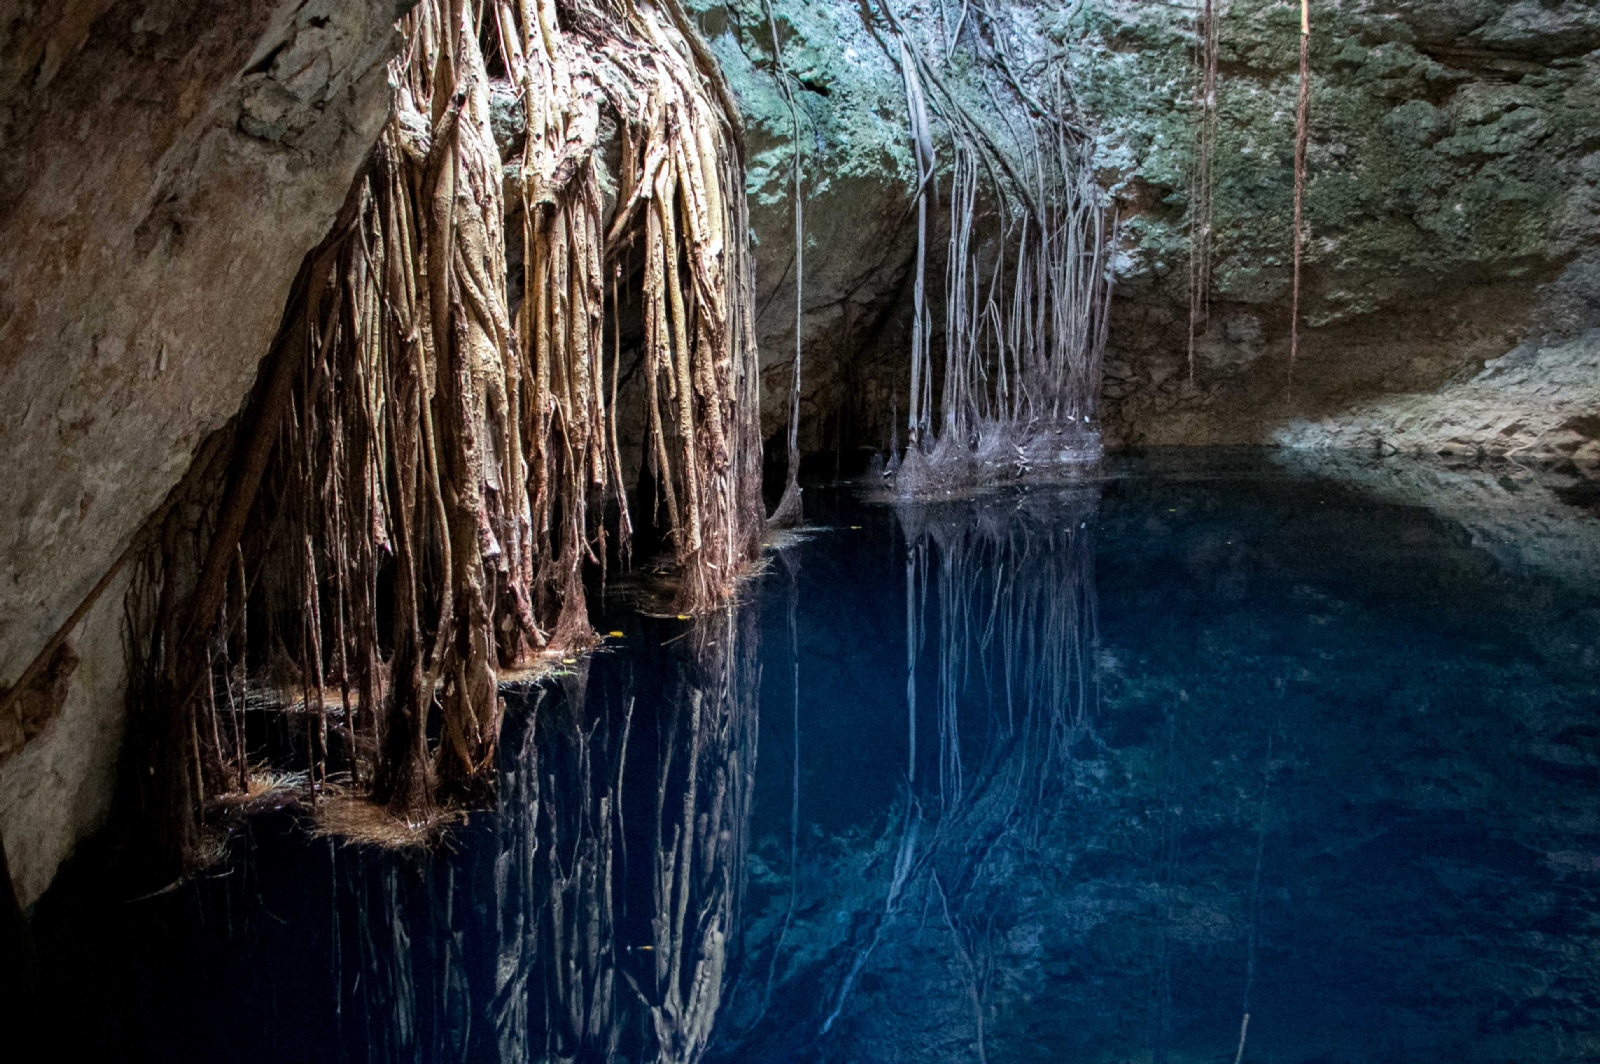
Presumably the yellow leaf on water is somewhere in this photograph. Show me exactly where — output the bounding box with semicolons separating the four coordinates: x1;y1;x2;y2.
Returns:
562;658;577;665
608;631;624;638
676;614;690;620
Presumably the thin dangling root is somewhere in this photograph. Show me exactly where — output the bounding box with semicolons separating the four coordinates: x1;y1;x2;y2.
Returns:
1290;0;1312;387
873;0;1117;497
763;0;806;528
1188;0;1221;383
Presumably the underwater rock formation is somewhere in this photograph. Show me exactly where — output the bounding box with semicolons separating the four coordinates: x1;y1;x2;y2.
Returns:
709;467;1600;1064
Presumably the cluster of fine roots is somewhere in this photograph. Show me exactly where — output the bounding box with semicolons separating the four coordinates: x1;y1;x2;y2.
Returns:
124;0;764;873
868;0;1117;497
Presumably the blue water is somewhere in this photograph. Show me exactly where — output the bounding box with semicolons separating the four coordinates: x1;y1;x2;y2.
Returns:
31;451;1600;1063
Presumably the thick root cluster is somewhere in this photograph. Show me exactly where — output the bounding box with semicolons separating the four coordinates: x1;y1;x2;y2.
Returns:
126;0;764;868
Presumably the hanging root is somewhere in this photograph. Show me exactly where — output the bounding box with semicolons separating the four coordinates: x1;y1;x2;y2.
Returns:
764;0;806;529
875;0;1117;498
1187;0;1221;382
126;0;762;861
1289;0;1311;385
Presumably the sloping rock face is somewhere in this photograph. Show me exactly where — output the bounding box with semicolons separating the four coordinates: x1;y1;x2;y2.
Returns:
1275;328;1600;462
695;0;1600;455
0;0;404;906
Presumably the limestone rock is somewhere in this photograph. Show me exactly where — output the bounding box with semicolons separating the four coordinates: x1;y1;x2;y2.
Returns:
697;0;1600;451
0;0;405;906
1275;328;1600;463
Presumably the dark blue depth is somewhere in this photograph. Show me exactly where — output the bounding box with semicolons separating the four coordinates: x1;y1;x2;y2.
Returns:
30;451;1600;1064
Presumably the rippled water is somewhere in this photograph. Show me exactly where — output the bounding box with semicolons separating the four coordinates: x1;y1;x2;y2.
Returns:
32;451;1600;1063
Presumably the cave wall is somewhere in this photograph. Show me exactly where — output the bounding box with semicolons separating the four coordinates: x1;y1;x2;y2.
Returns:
695;0;1600;458
692;0;921;464
0;0;406;906
1093;0;1600;449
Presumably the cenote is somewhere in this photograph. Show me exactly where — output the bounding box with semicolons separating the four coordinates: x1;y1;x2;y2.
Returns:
5;1;1600;1062
20;452;1600;1062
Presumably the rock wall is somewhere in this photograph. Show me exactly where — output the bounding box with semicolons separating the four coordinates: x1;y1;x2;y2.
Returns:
0;0;405;906
1094;0;1600;449
1275;327;1600;462
694;0;922;461
694;0;1600;457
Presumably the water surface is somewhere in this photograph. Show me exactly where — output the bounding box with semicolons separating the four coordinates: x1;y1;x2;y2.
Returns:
34;451;1600;1063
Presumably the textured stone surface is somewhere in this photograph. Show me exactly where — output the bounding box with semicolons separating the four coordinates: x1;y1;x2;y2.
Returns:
694;0;921;456
0;571;129;908
693;0;1600;453
1091;0;1600;446
0;0;404;906
1275;328;1600;462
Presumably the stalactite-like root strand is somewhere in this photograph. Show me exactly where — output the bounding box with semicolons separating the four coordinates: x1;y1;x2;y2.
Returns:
126;0;762;859
1188;0;1222;382
1290;0;1312;383
877;1;1118;499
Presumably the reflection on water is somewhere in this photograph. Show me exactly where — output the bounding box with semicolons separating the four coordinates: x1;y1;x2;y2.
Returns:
1276;448;1600;582
716;486;1115;1064
34;607;759;1064
491;606;758;1064
32;452;1600;1063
